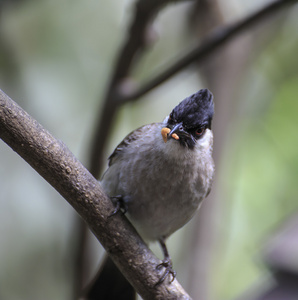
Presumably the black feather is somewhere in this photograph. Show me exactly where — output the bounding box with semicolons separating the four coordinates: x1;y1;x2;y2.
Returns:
169;89;214;130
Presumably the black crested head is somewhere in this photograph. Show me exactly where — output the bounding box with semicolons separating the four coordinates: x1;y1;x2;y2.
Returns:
165;89;214;148
169;89;214;130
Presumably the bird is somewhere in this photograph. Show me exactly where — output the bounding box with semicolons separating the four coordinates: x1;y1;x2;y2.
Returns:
85;88;215;300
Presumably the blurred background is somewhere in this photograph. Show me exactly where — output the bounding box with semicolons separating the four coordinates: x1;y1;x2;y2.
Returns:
1;0;298;299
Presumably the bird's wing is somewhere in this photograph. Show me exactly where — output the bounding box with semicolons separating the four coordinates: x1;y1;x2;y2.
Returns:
108;124;155;167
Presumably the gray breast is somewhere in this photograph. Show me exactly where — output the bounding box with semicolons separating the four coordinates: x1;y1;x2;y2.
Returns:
118;148;210;240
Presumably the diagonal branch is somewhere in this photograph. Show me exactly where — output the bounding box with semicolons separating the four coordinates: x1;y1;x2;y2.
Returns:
0;89;191;300
122;0;297;102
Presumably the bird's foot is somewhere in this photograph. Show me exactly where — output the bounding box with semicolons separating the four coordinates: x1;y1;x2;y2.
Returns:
155;257;176;286
108;195;128;217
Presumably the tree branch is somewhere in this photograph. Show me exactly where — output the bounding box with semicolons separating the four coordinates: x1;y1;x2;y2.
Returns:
0;89;191;300
122;0;297;102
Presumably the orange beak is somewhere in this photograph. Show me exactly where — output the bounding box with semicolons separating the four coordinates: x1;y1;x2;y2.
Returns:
161;127;179;143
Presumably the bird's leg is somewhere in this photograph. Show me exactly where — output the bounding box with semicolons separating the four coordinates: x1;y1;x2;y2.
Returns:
108;195;128;217
155;237;176;285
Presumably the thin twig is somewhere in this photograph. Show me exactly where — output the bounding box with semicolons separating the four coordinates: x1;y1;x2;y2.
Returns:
122;0;297;102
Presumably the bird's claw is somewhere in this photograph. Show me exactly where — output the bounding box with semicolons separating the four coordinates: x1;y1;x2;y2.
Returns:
108;195;128;218
155;257;176;286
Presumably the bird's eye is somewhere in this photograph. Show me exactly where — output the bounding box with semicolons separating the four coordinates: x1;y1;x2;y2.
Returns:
195;127;205;137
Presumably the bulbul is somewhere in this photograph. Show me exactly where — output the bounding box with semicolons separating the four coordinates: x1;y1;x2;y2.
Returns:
86;88;215;300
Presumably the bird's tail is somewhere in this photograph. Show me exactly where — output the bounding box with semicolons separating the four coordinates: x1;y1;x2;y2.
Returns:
82;255;136;300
